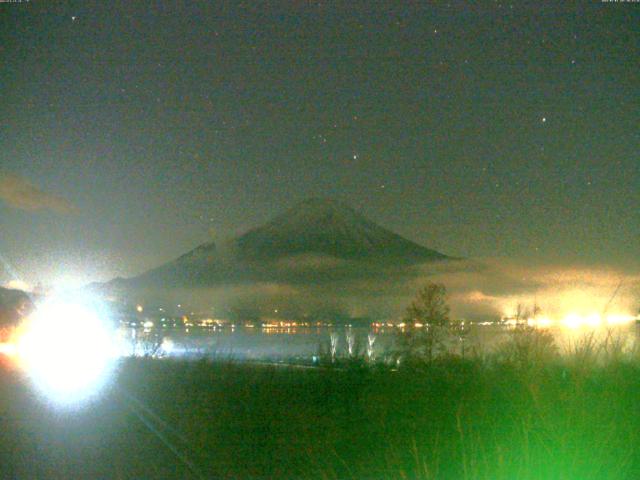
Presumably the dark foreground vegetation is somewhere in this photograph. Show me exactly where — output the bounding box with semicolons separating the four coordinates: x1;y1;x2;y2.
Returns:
2;338;640;480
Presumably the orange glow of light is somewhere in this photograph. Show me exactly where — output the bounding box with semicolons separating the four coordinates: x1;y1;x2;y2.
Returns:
7;299;119;406
0;342;16;356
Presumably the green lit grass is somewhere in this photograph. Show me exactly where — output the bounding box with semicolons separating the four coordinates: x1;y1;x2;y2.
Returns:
1;341;640;479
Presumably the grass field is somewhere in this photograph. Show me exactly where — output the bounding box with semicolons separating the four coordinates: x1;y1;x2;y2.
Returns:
1;334;640;479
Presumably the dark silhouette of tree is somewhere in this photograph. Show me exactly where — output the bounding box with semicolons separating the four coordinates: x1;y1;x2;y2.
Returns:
405;283;450;328
397;282;451;362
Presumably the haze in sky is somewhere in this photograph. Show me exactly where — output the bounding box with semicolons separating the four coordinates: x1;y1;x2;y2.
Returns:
1;2;638;300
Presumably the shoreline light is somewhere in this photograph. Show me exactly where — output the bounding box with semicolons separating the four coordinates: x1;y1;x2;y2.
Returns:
13;298;119;407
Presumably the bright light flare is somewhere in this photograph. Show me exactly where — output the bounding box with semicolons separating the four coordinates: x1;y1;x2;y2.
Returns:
562;312;638;329
14;299;119;406
161;337;174;355
526;316;553;328
0;342;16;356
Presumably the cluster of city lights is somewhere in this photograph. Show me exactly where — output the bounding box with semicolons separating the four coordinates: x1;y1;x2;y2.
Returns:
501;313;638;329
0;289;638;409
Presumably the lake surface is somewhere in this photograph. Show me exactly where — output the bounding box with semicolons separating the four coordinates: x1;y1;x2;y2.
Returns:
121;322;640;362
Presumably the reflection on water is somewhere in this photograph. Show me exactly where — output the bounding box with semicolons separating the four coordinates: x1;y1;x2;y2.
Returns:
120;322;640;362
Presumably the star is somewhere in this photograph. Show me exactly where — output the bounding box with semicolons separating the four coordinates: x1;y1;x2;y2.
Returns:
541;117;547;123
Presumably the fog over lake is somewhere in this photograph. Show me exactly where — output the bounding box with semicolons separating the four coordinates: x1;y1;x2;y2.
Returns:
125;322;640;362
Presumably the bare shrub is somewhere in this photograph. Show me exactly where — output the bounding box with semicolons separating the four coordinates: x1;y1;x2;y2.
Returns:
397;282;452;362
499;303;557;369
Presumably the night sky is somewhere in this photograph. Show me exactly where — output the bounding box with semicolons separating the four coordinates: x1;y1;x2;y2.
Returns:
1;1;638;288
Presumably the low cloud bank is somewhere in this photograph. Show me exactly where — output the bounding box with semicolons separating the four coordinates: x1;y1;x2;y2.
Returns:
416;258;640;321
0;173;78;214
121;257;640;322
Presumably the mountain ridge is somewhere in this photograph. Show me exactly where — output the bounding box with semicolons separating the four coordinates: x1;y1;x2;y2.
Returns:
105;198;451;290
235;197;446;263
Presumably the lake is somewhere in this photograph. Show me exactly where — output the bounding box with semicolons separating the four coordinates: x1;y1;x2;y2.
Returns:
121;321;640;362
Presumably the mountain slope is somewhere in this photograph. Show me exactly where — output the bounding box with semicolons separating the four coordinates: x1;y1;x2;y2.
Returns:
235;198;446;263
112;198;450;289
